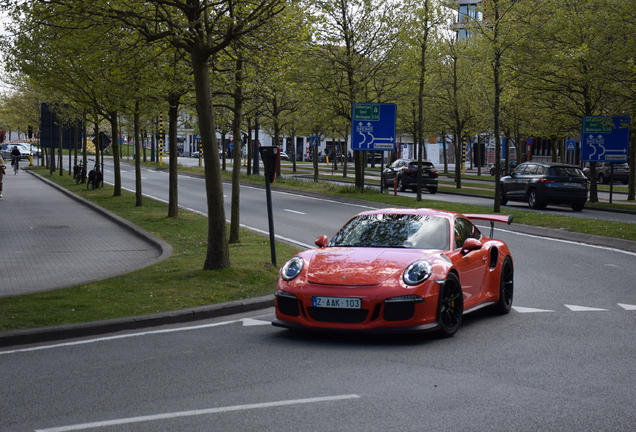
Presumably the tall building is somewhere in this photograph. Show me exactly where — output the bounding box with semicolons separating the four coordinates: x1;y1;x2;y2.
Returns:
452;1;483;40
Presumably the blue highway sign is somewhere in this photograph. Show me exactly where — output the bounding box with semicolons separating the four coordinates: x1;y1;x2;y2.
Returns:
581;116;630;162
351;103;397;151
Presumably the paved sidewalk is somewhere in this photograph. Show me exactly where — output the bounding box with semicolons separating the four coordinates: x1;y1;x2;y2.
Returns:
0;169;171;298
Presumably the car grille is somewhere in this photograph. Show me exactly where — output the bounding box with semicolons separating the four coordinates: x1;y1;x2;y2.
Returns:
383;302;415;321
277;296;300;317
308;307;369;323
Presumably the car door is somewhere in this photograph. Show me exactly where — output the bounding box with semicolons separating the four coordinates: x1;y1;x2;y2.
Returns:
382;160;399;186
504;164;528;199
451;217;488;308
520;163;540;197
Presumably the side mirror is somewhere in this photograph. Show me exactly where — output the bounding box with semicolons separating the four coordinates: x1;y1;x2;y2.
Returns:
462;238;482;254
315;235;329;248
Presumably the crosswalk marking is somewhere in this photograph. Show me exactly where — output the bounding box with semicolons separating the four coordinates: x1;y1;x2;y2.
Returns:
512;306;554;313
242;318;271;326
564;304;609;312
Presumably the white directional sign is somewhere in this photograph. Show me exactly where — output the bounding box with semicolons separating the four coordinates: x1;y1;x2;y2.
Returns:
351;103;397;151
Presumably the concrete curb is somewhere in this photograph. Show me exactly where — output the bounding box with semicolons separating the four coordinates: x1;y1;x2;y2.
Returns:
0;295;274;348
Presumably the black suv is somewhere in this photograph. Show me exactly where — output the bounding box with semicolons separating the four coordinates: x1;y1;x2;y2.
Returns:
500;162;588;211
382;159;438;194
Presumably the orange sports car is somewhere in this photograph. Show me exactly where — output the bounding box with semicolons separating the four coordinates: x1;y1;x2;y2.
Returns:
272;208;514;337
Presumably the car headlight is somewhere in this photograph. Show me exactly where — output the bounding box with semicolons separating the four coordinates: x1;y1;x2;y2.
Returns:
281;257;304;281
403;260;433;286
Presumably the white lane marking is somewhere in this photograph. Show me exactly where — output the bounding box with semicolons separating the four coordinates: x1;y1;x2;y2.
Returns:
242;318;271;326
113;183;314;249
512;306;554;313
618;303;636;310
0;320;240;356
35;394;361;432
243;184;376;210
284;209;306;215
564;304;608;312
487;225;636;258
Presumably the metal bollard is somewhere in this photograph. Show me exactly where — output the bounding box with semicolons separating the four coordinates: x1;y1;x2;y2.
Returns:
393;179;397;196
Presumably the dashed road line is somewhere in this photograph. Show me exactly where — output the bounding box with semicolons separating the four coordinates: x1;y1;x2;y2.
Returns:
35;394;361;432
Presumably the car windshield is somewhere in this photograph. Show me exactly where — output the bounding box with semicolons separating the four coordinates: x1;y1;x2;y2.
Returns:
330;214;450;250
550;166;585;177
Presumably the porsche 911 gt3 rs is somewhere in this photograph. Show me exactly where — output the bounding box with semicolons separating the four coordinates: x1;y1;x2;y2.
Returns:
272;208;514;337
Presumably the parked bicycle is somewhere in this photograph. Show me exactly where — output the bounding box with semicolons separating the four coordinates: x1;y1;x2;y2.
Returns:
73;161;86;184
87;161;103;190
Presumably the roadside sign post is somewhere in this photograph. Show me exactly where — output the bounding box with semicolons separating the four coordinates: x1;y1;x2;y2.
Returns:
581;116;630;204
259;146;280;267
351;103;397;192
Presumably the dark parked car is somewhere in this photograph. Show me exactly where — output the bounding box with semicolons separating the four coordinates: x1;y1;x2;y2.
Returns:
490;159;517;176
382;159;438;194
500;162;588;211
582;162;630;185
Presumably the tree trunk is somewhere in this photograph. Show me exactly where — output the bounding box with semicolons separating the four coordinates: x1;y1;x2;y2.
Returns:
58;122;63;176
109;111;122;196
134;103;142;206
229;57;244;244
192;50;230;270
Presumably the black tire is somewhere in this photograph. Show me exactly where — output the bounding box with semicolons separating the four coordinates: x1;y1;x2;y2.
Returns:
397;177;407;192
500;187;508;205
87;180;95;190
492;257;514;315
490;167;495;176
571;202;585;212
527;189;545;209
598;173;606;184
428;187;437;194
437;273;463;338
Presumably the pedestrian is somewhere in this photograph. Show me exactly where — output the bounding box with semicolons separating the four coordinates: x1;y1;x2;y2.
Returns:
0;156;5;197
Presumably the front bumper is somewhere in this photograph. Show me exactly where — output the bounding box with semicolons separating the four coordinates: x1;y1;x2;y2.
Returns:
271;318;440;334
273;282;441;333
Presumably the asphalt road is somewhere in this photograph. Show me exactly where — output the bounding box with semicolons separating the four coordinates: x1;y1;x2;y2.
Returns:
1;161;635;431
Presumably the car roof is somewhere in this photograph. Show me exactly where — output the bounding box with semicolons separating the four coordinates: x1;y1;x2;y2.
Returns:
520;161;581;168
355;207;458;220
352;207;513;226
400;159;434;164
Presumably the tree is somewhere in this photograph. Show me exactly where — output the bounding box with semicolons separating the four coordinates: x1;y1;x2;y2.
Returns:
399;0;446;200
309;0;404;191
22;0;288;270
471;0;537;212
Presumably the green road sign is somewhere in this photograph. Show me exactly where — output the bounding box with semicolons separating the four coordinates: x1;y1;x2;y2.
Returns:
582;117;613;134
353;104;380;122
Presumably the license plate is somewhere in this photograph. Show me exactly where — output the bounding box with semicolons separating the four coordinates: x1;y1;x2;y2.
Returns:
312;296;361;309
563;182;581;187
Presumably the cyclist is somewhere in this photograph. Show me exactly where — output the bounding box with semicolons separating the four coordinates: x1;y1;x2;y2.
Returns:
10;146;21;174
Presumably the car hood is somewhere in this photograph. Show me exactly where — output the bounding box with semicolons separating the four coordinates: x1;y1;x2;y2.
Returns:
305;247;439;286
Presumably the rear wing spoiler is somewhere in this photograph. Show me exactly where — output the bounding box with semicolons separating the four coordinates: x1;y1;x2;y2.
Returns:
465;214;513;237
